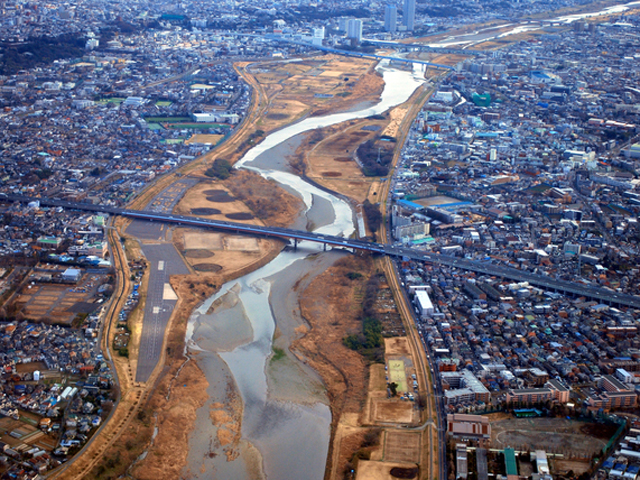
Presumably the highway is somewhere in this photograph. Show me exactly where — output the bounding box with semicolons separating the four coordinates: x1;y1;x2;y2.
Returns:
364;38;484;56
5;194;640;309
234;33;456;70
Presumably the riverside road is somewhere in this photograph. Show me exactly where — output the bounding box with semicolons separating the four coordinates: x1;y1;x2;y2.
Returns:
6;194;640;309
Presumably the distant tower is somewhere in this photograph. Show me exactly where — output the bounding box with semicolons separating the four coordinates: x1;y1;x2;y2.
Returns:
347;19;363;42
403;0;415;31
384;4;397;33
338;17;349;33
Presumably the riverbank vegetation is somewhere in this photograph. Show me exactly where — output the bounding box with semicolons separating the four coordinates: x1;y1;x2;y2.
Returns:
342;273;385;363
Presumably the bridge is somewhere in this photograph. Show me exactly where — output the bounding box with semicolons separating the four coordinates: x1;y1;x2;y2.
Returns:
6;194;640;309
364;39;484;56
236;33;456;70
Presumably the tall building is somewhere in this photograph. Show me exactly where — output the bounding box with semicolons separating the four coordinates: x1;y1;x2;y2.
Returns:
338;17;349;33
403;0;415;30
347;19;363;42
384;4;397;33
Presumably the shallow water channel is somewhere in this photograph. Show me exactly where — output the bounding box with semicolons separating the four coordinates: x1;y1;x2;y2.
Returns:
183;61;425;480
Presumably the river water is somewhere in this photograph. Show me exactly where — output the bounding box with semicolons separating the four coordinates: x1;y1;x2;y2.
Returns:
183;61;425;480
428;0;640;48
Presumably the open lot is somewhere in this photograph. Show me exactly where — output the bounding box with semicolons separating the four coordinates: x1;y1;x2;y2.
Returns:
371;399;415;424
384;431;421;463
11;273;108;324
172;177;288;275
489;415;608;455
385;337;411;356
356;460;419;480
413;195;462;207
176;181;260;222
185;134;224;145
250;55;383;134
304;119;388;203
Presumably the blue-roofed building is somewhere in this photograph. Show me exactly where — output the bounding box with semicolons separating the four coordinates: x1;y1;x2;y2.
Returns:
397;199;424;212
623;465;639;480
611;464;627;478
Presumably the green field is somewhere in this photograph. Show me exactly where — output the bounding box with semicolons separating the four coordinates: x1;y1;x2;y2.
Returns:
388;359;407;393
97;97;124;105
524;184;551;194
144;116;191;122
155;101;173;107
146;123;164;130
160;138;185;144
165;122;231;130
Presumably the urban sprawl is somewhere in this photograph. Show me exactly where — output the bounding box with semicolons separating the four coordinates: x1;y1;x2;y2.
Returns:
1;0;640;479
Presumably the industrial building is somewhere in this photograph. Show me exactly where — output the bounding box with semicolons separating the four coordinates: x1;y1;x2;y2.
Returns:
447;414;491;439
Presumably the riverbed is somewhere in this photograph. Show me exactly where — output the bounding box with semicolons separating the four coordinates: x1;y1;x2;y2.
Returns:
427;0;640;48
182;61;425;480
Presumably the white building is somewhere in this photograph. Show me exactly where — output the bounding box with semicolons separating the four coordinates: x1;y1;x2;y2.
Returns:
384;4;397;33
62;268;82;283
403;0;415;30
415;290;434;317
347;19;363;41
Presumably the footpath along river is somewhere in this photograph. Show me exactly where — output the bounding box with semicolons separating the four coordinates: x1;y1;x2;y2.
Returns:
182;61;425;479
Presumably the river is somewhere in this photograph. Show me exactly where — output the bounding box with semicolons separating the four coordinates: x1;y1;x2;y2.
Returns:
182;61;425;480
428;0;640;48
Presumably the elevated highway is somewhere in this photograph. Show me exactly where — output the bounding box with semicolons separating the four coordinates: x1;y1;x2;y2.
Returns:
364;39;484;56
240;33;456;70
6;194;640;309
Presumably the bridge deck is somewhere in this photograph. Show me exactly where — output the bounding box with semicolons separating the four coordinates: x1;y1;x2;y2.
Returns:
5;194;640;309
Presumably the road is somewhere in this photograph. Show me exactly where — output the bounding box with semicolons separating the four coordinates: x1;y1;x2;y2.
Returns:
134;244;189;382
234;33;456;70
6;194;640;309
122;178;195;382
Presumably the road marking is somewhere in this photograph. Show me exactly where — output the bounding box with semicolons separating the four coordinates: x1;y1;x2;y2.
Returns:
163;283;178;301
158;261;165;271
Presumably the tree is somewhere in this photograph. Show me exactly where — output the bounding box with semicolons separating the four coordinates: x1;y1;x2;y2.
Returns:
363;200;382;233
204;159;232;179
389;382;398;397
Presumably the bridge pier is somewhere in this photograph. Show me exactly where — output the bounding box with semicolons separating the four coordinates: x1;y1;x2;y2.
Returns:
323;243;327;252
294;238;298;251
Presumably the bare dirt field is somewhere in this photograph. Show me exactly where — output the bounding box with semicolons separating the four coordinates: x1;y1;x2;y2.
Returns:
172;170;301;277
185;134;224;145
489;416;608;455
371;399;415;424
370;364;387;392
175;228;280;278
356;460;419;480
249;55;384;136
303;118;389;203
384;431;421;463
174;181;256;222
385;337;411;356
381;105;409;138
552;459;592;476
